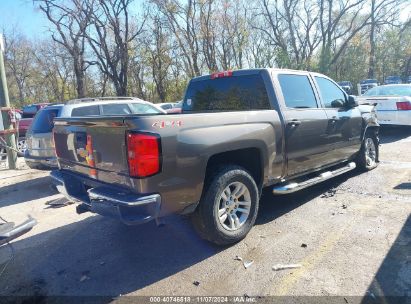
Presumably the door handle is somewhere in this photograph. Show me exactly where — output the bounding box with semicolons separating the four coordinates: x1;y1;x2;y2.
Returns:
287;120;302;127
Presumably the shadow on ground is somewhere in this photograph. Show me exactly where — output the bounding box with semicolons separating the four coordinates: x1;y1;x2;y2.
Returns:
379;126;411;144
0;176;56;207
362;215;411;303
0;215;218;298
256;168;361;225
0;168;364;299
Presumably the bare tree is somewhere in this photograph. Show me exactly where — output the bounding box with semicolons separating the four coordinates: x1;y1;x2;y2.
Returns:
145;15;172;102
84;0;145;96
36;0;93;98
153;0;203;77
4;31;34;102
253;0;321;69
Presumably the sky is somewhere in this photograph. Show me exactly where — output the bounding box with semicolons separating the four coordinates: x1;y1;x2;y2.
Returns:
0;0;145;38
0;0;409;39
0;0;50;38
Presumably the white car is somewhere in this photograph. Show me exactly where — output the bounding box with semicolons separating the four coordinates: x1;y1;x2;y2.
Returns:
357;84;411;126
24;97;166;170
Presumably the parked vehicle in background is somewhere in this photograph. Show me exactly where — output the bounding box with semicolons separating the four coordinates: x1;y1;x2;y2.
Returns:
25;97;165;170
406;76;411;84
51;68;379;245
157;102;176;112
357;84;411;126
165;101;183;114
338;81;354;94
384;75;402;85
24;105;62;169
359;79;379;95
0;108;30;160
16;103;50;156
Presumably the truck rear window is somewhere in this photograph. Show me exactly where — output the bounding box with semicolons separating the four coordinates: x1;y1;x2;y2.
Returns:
30;108;59;133
183;74;271;112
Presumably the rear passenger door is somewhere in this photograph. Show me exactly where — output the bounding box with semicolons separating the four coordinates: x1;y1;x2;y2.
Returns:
277;74;332;177
313;76;362;162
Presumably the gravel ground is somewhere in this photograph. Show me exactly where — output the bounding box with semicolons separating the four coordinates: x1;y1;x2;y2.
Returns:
0;126;410;302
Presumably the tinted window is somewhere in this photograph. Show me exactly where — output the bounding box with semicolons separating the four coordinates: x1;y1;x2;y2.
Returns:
315;77;346;108
129;103;163;114
101;104;132;115
71;105;100;116
278;74;318;108
30;108;59;133
183;74;271;112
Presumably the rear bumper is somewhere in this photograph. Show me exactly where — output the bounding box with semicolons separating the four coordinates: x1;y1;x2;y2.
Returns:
24;150;58;169
377;110;411;126
50;170;161;225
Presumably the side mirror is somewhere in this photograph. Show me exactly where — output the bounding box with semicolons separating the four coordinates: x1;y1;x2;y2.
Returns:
331;99;345;108
346;95;358;108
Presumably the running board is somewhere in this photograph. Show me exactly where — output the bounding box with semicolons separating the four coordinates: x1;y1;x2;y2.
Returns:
272;162;356;194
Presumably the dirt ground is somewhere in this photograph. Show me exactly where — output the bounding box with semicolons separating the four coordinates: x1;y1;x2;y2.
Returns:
0;127;410;302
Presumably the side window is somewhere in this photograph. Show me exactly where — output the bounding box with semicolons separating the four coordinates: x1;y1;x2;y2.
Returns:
315;77;346;108
71;105;100;117
101;104;132;115
278;74;318;108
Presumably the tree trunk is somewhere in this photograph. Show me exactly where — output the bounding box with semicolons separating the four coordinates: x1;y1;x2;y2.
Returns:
368;0;376;78
73;58;85;98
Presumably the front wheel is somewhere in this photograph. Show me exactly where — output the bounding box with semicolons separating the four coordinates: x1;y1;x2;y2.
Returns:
191;165;259;245
356;132;379;171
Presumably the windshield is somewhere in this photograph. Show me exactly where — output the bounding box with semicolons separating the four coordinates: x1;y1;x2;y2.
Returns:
364;85;411;97
30;108;60;133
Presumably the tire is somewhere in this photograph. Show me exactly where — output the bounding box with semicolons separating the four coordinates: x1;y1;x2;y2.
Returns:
17;137;27;157
191;165;259;246
356;132;379;171
0;146;7;162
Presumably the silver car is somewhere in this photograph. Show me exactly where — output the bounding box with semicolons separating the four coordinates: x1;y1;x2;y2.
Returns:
24;97;166;170
357;84;411;126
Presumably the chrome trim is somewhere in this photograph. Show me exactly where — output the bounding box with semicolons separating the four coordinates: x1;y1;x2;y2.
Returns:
273;162;356;194
87;188;160;207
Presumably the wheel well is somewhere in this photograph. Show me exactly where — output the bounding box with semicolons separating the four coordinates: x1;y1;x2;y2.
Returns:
205;148;263;188
363;125;379;138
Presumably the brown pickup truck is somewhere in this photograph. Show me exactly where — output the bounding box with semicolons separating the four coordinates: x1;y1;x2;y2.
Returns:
51;68;379;245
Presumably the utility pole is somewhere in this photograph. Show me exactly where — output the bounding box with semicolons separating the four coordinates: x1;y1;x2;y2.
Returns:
0;33;17;169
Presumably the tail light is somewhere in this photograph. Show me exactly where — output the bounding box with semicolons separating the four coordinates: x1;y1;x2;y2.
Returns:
211;70;233;79
396;101;411;110
126;132;161;178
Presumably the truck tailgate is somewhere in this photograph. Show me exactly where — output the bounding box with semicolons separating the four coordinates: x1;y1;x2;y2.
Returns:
53;117;131;187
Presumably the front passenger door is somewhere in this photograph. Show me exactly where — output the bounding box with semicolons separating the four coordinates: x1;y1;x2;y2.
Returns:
278;74;331;177
314;76;362;163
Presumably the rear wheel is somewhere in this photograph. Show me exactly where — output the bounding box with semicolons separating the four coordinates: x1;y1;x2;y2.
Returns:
0;146;7;162
17;137;27;157
191;165;259;245
356;132;379;171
